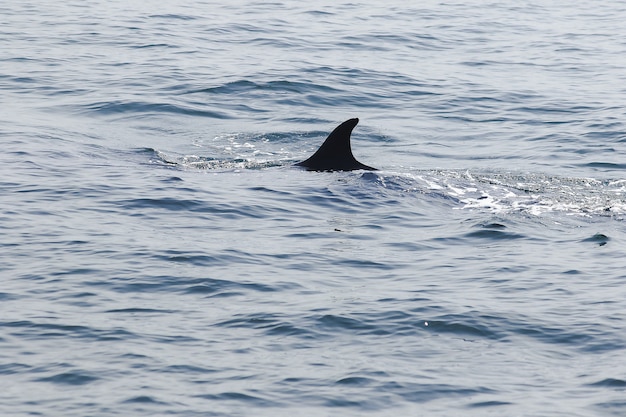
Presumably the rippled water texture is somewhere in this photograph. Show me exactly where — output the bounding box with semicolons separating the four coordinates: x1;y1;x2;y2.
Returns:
2;1;626;416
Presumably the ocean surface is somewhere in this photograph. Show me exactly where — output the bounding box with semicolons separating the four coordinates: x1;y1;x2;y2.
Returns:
2;1;626;416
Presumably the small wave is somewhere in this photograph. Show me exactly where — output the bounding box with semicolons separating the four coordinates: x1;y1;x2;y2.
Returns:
584;162;626;170
36;371;100;386
195;392;275;407
588;378;626;388
216;314;316;338
317;314;381;334
424;316;501;340
0;363;31;375
582;233;610;246
1;320;136;342
148;13;198;21
467;400;513;408
104;308;177;314
0;292;19;301
122;395;169;405
336;376;374;386
464;228;527;240
187;79;340;96
83;100;231;119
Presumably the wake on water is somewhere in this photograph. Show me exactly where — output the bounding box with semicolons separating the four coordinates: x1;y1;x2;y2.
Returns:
147;145;626;220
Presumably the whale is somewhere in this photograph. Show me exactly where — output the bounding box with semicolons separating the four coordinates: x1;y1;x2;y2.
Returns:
295;118;377;171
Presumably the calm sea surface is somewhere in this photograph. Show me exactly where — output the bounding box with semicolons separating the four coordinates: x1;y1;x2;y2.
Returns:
2;1;626;416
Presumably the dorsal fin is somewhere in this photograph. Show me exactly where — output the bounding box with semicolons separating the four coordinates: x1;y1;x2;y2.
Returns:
295;118;376;171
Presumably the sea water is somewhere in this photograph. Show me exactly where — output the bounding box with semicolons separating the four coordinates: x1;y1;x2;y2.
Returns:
2;1;626;416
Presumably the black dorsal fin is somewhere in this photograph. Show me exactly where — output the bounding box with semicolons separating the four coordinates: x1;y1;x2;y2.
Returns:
295;118;376;171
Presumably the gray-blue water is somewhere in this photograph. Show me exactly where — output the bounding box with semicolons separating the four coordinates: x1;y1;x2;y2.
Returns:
2;1;626;416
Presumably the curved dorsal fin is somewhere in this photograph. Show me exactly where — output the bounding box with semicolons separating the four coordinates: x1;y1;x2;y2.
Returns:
295;118;376;171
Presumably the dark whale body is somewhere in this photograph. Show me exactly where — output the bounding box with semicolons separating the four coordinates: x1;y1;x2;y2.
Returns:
295;118;376;172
